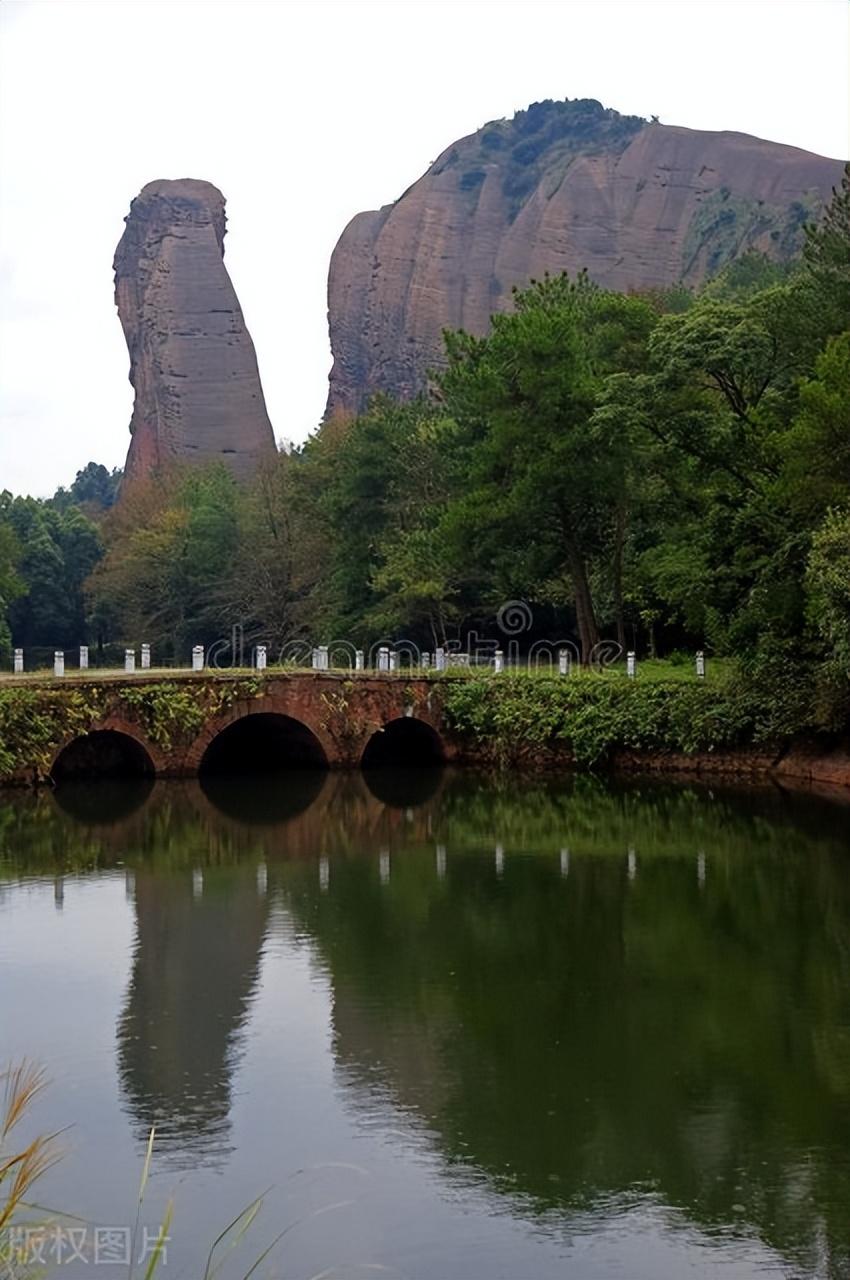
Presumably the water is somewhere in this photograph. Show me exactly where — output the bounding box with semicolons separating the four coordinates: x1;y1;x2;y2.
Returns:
1;770;849;1279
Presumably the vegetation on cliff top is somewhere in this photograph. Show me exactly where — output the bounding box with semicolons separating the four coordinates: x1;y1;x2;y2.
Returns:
444;97;647;218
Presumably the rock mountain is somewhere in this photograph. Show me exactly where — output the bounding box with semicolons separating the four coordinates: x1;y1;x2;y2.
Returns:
115;179;275;483
326;98;845;416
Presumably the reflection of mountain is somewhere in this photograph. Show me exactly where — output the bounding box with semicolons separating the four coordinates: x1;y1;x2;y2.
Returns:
117;870;269;1166
281;782;850;1279
3;766;850;1271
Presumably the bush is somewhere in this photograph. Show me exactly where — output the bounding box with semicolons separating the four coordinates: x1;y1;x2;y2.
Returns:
442;665;847;767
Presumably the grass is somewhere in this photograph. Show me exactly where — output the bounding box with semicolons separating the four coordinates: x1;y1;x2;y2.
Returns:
0;1066;286;1279
0;654;735;685
597;656;734;683
130;1127;278;1280
434;656;735;683
0;1061;61;1238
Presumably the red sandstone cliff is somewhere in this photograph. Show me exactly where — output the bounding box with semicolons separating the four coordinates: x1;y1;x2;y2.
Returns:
115;179;276;483
326;99;845;416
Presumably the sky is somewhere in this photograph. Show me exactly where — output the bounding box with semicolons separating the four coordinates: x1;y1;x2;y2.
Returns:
0;0;848;498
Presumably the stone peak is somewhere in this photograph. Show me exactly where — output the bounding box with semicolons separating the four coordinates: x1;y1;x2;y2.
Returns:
136;177;225;206
114;178;275;485
115;180;228;277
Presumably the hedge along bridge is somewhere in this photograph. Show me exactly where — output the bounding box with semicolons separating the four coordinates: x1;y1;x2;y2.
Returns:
0;670;455;786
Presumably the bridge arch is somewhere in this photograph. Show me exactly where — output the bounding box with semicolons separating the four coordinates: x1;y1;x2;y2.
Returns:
360;715;446;770
198;710;330;776
51;729;156;782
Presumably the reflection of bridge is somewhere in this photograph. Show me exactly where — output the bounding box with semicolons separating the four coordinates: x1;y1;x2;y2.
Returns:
45;673;452;781
23;770;848;1267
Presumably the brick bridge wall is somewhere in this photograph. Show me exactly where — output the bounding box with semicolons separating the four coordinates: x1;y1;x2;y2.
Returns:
44;672;458;779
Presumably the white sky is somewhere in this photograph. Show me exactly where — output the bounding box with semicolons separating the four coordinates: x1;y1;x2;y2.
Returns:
1;0;848;498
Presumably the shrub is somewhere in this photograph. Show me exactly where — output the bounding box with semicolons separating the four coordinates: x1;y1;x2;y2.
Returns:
442;665;846;767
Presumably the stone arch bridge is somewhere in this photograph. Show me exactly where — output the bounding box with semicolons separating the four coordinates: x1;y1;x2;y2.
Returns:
41;672;457;783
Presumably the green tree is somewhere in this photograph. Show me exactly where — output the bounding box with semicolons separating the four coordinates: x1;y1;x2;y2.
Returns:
88;464;239;660
781;332;850;519
596;282;835;654
806;509;850;669
52;461;122;513
311;399;461;645
439;274;655;660
0;522;24;665
221;450;328;650
0;497;100;647
803;162;850;333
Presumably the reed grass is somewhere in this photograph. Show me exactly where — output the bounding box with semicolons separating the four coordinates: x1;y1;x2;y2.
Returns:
130;1128;286;1280
0;1061;61;1237
0;1065;322;1279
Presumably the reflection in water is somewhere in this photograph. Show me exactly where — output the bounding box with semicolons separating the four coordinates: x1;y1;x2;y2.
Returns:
52;778;155;826
1;771;849;1277
281;776;850;1280
200;770;328;824
361;765;445;808
306;847;850;1264
118;869;269;1166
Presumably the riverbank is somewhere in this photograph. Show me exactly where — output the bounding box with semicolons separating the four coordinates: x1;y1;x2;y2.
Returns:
442;669;850;790
610;741;850;791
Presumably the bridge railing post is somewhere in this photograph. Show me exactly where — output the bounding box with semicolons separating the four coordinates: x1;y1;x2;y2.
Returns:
125;648;136;674
378;646;390;673
79;645;89;671
355;650;364;671
256;644;267;671
54;650;65;678
13;648;23;674
494;649;504;673
141;643;151;670
435;647;446;672
192;645;204;672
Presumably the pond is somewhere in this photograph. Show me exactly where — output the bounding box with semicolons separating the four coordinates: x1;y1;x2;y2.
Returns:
1;770;849;1279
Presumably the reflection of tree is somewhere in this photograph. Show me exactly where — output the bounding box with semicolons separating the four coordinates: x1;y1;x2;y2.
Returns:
0;774;430;878
281;779;850;1280
3;771;847;878
117;869;269;1167
2;769;850;1273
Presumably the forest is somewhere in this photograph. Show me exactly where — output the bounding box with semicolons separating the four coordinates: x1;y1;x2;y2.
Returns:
1;167;848;714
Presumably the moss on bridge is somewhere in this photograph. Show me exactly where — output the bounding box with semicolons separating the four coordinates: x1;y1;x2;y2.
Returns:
0;670;447;784
0;676;265;784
